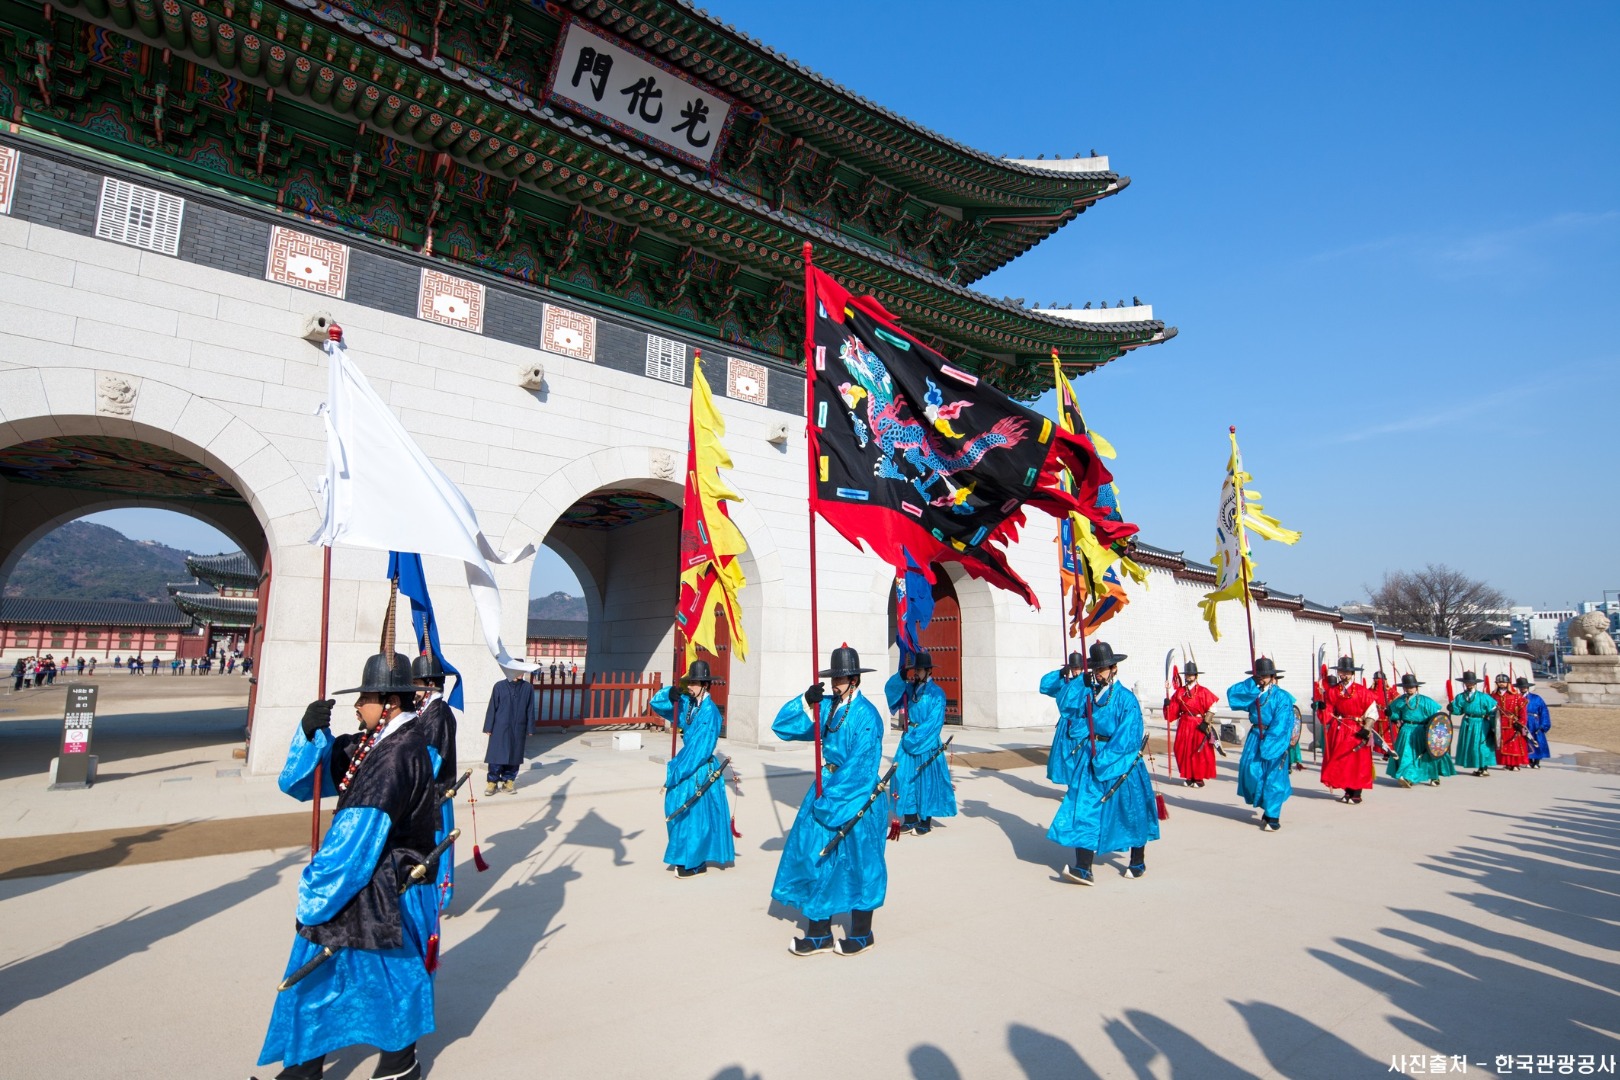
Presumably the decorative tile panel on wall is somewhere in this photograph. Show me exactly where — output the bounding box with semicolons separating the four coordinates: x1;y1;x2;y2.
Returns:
645;334;687;385
266;225;349;298
725;356;769;406
541;304;596;362
0;146;16;215
418;268;485;333
96;177;184;255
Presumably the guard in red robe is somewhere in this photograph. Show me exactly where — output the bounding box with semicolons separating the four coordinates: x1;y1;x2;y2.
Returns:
1320;656;1377;803
1370;671;1397;760
1166;662;1219;787
1492;674;1531;770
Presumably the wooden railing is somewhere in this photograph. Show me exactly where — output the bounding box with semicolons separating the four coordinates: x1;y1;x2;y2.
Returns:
531;671;664;729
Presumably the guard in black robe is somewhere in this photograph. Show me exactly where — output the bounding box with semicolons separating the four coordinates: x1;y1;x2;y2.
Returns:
483;673;534;794
413;651;459;908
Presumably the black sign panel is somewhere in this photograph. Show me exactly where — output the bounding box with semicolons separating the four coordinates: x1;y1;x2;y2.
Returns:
55;685;98;788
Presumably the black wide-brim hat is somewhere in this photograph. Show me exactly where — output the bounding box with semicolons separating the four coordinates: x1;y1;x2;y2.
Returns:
818;645;874;678
1399;674;1423;689
1336;656;1362;672
336;651;421;696
1460;671;1479;683
1514;677;1532;689
1066;651;1085;670
1088;641;1126;669
411;650;446;681
1248;657;1284;678
1182;661;1201;677
680;660;714;684
906;651;933;670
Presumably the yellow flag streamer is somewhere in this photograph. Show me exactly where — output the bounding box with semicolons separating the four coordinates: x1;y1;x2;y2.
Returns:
1197;428;1301;640
679;356;749;663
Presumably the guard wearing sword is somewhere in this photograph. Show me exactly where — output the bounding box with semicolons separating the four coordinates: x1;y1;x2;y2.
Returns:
1166;659;1220;787
884;651;957;835
255;594;441;1080
1492;673;1531;771
1319;656;1378;804
1385;673;1449;787
1228;658;1295;831
770;646;888;956
1040;651;1091;785
1519;677;1551;768
650;660;735;878
1450;671;1499;777
1047;642;1159;884
412;651;459;909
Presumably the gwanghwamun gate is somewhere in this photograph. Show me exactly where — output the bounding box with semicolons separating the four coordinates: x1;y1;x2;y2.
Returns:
0;0;1525;772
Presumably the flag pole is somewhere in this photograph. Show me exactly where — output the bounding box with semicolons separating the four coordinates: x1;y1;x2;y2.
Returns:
1232;426;1259;669
802;242;823;797
311;322;346;857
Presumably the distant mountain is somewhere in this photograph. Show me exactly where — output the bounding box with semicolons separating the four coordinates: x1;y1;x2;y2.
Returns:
3;520;224;601
528;591;586;620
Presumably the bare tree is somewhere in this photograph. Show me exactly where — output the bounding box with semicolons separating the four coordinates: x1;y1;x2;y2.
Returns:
1365;564;1511;640
1524;640;1555;666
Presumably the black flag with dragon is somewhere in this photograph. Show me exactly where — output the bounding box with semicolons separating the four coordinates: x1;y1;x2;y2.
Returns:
806;265;1136;605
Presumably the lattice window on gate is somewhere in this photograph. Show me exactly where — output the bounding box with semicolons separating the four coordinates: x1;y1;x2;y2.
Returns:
95;177;185;256
645;335;687;385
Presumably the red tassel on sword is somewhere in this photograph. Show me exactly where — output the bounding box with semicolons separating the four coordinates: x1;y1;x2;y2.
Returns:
1156;792;1169;821
468;787;490;872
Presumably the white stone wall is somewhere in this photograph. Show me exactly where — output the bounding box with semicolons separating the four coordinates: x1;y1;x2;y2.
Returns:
0;212;1529;776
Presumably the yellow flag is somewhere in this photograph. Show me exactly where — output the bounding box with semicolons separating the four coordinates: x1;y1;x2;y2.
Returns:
677;355;749;663
1198;428;1300;640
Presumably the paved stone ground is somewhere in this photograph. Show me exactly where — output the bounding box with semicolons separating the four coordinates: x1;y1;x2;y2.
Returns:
1;679;1618;1079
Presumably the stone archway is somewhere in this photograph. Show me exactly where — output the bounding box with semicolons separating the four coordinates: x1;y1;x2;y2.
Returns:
0;367;318;774
501;444;783;745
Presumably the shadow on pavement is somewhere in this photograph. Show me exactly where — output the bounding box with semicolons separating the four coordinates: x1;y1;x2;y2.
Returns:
560;806;642;867
0;849;303;1017
1303;791;1620;1066
446;780;573;915
429;850;582;1058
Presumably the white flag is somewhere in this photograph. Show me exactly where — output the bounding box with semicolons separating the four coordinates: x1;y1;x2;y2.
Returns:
310;340;536;672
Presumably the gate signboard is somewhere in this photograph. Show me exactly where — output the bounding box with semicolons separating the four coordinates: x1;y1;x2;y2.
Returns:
53;685;98;788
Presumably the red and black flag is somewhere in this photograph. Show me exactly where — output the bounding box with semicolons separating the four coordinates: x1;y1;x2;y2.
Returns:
806;265;1135;605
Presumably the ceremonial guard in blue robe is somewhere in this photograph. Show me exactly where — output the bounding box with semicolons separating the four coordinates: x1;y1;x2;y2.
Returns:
1041;651;1091;785
1519;677;1551;767
256;629;442;1080
1385;674;1447;787
650;660;735;877
482;672;535;794
1047;642;1159;883
771;646;888;956
411;652;459;909
1449;671;1499;776
884;651;957;833
1228;657;1295;832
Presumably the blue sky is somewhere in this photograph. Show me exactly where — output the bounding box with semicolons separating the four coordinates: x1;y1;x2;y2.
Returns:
82;3;1620;609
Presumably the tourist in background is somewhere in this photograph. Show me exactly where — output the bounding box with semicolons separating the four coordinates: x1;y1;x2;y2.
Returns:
77;656;85;675
11;658;23;692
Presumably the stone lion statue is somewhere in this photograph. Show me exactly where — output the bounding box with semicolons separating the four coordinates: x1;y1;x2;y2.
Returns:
1568;611;1619;655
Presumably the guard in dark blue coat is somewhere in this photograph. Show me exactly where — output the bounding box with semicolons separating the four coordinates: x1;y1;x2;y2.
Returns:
412;651;458;908
255;601;442;1080
771;645;888;957
482;671;534;795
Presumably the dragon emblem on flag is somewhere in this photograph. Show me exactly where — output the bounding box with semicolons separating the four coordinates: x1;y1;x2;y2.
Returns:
836;334;1028;515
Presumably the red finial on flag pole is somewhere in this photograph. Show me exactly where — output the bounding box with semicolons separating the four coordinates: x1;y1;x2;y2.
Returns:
328;323;344;344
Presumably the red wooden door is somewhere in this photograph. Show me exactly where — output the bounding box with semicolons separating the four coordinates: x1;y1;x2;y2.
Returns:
919;573;962;724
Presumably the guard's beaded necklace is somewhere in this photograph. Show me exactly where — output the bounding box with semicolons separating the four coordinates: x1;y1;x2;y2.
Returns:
338;715;391;793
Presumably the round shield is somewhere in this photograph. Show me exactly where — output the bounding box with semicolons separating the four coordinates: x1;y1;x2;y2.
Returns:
1291;705;1304;747
1426;715;1453;758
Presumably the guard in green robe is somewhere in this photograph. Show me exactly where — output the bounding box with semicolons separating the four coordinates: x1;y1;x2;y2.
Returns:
1449;671;1498;776
1386;674;1444;787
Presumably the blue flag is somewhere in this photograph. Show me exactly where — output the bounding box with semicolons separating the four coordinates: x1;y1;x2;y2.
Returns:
895;552;935;658
388;551;463;710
